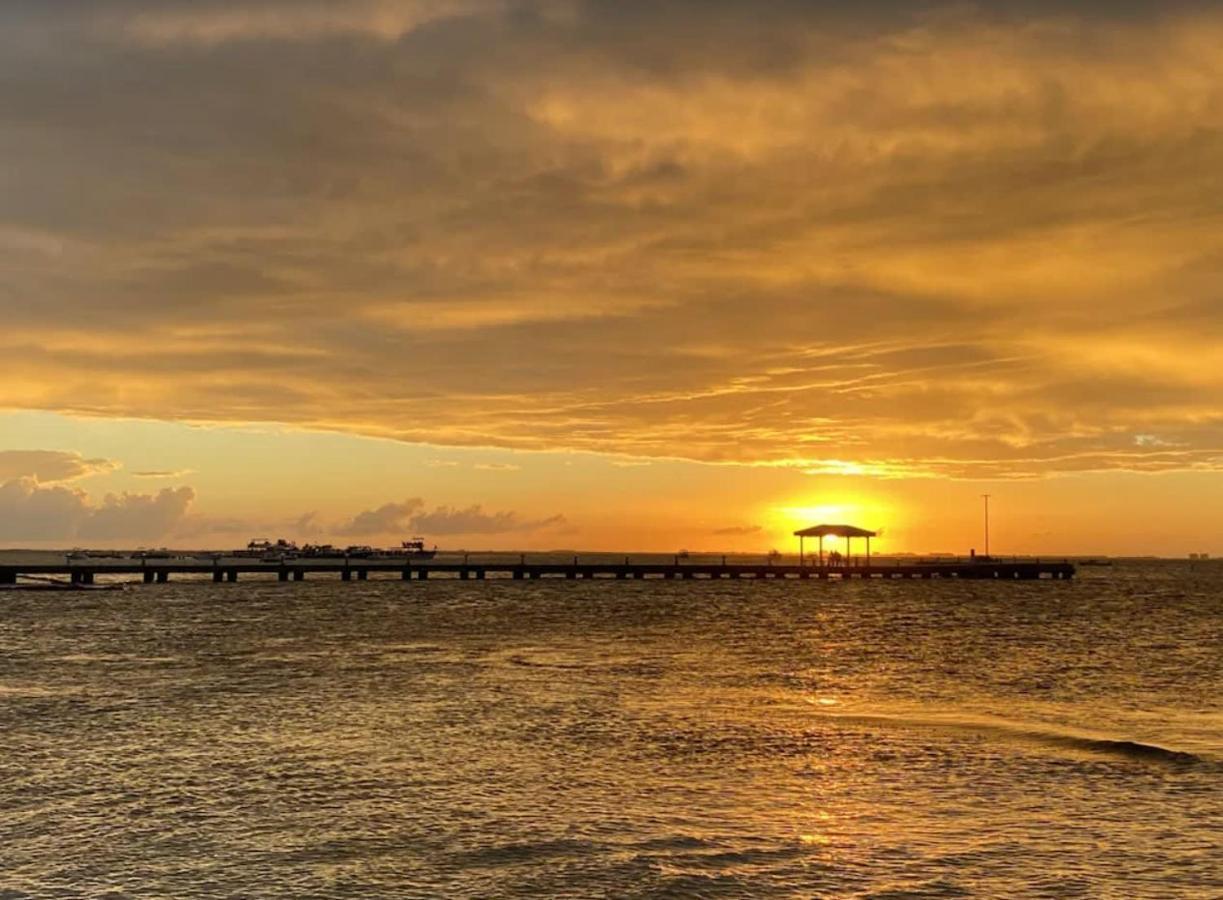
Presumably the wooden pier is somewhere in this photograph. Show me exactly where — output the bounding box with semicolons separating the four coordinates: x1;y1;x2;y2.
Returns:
0;557;1075;586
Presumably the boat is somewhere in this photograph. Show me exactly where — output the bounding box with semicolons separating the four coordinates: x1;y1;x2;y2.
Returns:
68;549;127;560
135;548;181;559
236;538;299;560
397;538;437;559
300;544;339;558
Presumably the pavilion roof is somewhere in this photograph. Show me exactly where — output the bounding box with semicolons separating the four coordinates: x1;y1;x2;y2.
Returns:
793;523;877;538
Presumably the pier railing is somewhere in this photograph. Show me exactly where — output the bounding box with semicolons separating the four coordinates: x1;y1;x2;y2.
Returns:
1;551;1076;586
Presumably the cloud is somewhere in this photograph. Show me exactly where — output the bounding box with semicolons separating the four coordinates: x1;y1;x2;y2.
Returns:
712;524;762;536
131;468;195;478
408;505;566;535
0;479;92;541
292;511;324;536
337;498;425;535
0;450;117;483
170;509;323;541
77;487;197;540
473;462;521;471
0;478;195;542
336;497;566;536
116;0;503;46
171;515;254;539
3;3;1223;478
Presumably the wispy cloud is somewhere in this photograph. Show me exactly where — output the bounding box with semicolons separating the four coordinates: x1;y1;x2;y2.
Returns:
712;524;762;536
0;450;117;483
118;0;502;46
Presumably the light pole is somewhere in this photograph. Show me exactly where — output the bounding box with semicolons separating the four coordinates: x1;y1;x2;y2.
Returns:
982;494;991;558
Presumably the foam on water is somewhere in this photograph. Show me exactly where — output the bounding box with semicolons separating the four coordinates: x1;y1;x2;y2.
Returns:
816;710;1207;766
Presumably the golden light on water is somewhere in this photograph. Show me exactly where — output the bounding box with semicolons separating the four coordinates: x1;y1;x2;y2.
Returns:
799;832;833;847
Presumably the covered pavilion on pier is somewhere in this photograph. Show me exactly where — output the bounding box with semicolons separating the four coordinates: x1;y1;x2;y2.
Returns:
794;524;878;566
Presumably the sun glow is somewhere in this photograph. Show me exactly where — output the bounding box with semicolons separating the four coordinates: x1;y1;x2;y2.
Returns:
773;500;891;531
766;497;902;551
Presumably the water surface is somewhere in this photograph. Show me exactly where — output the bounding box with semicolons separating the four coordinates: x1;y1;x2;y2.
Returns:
1;562;1220;897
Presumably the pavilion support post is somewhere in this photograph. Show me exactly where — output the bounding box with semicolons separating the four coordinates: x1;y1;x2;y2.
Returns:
800;535;805;567
819;536;824;567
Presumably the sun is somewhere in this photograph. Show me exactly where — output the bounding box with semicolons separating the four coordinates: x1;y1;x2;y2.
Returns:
765;496;898;547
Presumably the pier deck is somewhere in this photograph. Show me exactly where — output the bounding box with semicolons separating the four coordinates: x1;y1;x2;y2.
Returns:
0;558;1075;585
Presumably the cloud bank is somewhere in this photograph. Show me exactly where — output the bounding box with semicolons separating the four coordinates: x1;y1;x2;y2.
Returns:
0;479;195;542
3;2;1222;478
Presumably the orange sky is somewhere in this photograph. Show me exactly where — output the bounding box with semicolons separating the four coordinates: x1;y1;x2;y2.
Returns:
2;2;1222;554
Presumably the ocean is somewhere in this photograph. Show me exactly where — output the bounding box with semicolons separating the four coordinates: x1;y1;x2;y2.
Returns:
1;561;1219;897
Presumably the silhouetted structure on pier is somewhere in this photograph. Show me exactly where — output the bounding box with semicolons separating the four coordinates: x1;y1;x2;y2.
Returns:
794;524;877;566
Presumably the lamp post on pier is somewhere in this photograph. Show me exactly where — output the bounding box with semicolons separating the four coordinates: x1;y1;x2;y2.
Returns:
982;494;991;558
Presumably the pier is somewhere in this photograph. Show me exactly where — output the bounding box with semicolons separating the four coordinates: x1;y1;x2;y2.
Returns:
0;556;1074;586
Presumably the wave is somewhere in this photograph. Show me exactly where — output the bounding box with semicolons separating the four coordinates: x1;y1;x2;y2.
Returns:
1071;737;1201;764
820;711;1206;765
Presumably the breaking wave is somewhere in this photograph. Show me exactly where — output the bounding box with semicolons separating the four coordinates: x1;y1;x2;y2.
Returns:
821;711;1205;765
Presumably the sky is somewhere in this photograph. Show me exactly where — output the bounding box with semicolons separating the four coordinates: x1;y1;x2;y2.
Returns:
2;1;1222;554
